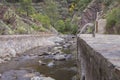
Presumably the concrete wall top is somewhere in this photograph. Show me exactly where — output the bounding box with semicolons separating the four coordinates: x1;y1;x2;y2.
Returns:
78;34;120;72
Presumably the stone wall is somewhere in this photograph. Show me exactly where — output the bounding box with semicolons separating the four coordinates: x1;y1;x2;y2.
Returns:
97;19;106;34
0;35;55;59
77;34;120;80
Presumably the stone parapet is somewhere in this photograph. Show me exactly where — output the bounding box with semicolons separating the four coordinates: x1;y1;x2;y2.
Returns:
77;34;120;80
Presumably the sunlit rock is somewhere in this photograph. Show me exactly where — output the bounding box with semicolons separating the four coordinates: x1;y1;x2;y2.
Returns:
31;76;55;80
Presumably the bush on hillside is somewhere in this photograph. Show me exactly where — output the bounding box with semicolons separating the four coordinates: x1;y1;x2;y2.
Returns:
20;0;35;16
106;8;120;34
103;0;113;6
31;13;51;29
77;0;92;11
31;25;46;32
54;20;65;33
54;19;78;34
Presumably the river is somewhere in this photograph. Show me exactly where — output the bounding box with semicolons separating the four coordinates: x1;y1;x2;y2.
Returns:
0;35;79;80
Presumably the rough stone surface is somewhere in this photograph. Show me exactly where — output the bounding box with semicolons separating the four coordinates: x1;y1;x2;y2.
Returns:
97;19;107;34
0;35;55;61
77;34;120;80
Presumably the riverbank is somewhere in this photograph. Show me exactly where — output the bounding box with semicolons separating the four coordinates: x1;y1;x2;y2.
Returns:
0;34;78;80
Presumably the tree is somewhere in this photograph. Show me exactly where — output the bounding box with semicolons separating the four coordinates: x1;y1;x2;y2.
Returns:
20;0;35;16
6;0;19;3
43;0;60;27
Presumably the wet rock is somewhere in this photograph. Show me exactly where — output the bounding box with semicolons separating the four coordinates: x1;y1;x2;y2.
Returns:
70;67;78;72
0;73;2;78
3;57;11;61
53;54;66;61
31;76;55;80
53;47;62;51
55;43;61;46
38;52;51;56
43;55;54;59
72;75;79;80
20;55;38;60
42;52;50;55
29;54;35;56
31;76;40;80
52;50;62;55
47;61;54;67
1;70;40;80
65;54;72;60
63;43;71;48
0;58;5;63
38;60;46;65
49;36;64;43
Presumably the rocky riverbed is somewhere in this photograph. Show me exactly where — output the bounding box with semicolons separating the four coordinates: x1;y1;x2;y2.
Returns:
0;35;79;80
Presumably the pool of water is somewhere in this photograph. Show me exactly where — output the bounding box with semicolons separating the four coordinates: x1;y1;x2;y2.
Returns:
36;59;77;80
0;55;78;80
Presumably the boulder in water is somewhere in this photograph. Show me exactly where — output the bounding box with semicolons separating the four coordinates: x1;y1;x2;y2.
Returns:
31;76;55;80
47;61;54;67
38;60;46;65
53;54;66;61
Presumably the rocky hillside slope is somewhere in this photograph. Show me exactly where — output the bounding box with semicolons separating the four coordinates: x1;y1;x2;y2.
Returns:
0;3;57;35
78;0;101;29
78;0;120;34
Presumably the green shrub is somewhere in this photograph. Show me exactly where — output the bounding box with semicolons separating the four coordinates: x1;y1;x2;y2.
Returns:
103;0;113;6
20;0;35;16
31;13;51;29
71;24;78;34
106;8;120;34
31;25;46;32
64;18;78;34
16;26;27;34
54;20;65;33
16;8;26;15
64;18;71;32
54;19;78;34
77;0;92;11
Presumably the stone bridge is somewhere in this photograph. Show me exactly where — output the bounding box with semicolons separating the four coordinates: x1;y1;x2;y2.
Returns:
77;34;120;80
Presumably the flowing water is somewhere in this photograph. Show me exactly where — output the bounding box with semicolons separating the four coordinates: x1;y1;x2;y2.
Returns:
0;35;78;80
0;54;77;80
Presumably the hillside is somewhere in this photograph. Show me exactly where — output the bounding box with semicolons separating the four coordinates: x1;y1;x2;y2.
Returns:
0;1;57;35
0;0;79;35
0;0;120;35
78;0;120;34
